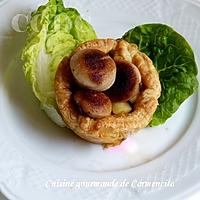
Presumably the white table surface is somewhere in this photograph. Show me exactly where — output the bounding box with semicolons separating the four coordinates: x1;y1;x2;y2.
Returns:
1;191;200;200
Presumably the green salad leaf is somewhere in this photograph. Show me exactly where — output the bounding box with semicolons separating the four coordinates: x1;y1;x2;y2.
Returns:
21;0;96;126
123;24;199;126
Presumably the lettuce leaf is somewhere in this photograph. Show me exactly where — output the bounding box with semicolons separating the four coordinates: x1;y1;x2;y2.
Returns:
21;0;96;126
123;24;199;126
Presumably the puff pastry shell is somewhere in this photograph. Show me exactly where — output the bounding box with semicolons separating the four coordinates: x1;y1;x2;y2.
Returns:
55;39;161;146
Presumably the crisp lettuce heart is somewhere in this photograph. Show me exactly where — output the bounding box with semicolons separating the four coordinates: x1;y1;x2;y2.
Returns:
21;0;96;126
123;24;199;126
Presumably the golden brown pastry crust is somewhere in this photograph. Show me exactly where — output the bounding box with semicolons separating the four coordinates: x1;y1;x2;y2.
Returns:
55;39;161;146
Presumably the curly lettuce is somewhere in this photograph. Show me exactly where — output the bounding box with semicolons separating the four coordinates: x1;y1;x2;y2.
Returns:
123;24;199;126
21;0;96;126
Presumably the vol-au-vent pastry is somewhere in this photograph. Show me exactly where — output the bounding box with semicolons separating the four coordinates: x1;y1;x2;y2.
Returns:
55;39;161;147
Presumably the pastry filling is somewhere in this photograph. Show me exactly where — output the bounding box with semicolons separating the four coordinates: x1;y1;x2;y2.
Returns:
69;48;142;118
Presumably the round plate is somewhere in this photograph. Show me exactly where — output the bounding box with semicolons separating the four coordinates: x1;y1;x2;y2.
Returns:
0;0;200;199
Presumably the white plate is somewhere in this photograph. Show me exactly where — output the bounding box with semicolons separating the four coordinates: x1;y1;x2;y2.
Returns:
0;0;200;199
